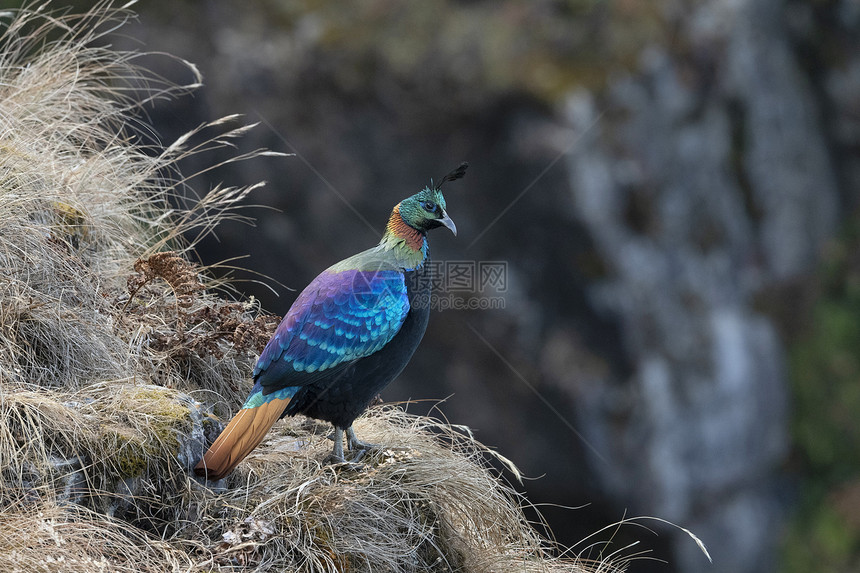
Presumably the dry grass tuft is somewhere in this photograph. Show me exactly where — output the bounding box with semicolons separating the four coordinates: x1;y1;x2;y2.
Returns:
190;407;590;572
0;3;703;572
0;1;270;405
0;501;192;573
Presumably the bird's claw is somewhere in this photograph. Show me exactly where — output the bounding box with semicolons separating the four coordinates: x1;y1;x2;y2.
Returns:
348;438;379;452
323;451;346;464
323;427;382;468
345;427;380;455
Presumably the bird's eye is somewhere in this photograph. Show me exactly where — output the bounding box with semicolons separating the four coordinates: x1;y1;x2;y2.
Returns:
422;201;437;212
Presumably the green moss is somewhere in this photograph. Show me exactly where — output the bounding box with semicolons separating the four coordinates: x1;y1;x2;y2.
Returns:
97;388;193;478
101;425;151;478
128;387;189;420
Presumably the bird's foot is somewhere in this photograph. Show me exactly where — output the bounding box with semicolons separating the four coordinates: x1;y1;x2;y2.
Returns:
346;427;381;458
324;452;353;465
348;447;372;464
322;427;383;468
348;439;380;453
323;451;347;464
323;452;365;471
323;428;366;469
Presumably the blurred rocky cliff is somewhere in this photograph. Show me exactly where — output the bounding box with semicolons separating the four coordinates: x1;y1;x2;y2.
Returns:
112;1;860;571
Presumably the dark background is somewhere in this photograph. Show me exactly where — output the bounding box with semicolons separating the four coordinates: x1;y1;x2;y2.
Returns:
15;1;860;572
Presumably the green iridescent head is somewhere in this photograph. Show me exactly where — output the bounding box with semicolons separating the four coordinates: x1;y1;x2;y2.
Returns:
396;162;467;236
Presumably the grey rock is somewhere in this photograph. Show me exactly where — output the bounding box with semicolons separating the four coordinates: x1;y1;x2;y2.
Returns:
565;0;835;570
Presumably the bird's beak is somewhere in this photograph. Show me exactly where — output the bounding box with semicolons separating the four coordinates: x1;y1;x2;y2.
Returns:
438;212;457;236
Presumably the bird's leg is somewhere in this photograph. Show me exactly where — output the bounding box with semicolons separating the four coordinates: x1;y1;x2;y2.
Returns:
346;426;380;461
324;426;347;464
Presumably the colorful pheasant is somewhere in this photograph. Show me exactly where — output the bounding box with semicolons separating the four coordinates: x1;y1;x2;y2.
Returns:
195;163;468;480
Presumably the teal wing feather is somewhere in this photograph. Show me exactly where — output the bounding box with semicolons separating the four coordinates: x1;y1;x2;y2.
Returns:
253;258;410;391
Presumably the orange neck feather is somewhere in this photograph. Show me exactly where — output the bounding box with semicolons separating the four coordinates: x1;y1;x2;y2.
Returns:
383;204;424;252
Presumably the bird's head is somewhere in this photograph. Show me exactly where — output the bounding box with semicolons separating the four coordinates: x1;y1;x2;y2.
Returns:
396;162;467;236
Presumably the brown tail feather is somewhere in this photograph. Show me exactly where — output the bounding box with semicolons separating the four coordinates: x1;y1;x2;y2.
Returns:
194;397;291;480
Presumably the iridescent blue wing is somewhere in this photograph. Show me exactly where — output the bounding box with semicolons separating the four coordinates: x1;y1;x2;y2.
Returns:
253;266;409;390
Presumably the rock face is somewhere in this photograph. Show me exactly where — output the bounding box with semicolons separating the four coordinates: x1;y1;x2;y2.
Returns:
565;0;839;570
